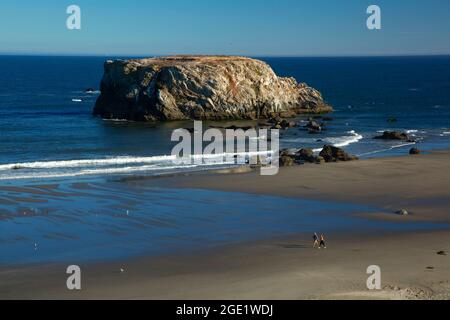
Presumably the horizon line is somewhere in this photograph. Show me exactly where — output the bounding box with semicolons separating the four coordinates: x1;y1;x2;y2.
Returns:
1;52;450;59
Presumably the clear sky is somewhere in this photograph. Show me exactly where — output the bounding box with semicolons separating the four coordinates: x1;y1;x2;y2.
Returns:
1;0;450;56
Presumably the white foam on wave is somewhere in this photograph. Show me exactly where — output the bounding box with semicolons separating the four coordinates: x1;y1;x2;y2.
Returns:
328;130;363;148
102;118;130;123
312;130;363;152
282;137;319;144
0;164;201;180
0;150;273;180
0;155;176;171
357;142;417;157
377;129;424;135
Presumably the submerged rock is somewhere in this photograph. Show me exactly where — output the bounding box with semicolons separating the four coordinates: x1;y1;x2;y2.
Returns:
374;131;411;141
93;56;332;121
387;117;398;123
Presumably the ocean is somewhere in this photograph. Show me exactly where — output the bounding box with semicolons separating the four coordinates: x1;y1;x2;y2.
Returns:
0;55;450;181
1;55;450;264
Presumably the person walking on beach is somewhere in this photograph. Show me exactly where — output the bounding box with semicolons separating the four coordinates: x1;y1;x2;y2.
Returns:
313;233;319;248
319;234;327;249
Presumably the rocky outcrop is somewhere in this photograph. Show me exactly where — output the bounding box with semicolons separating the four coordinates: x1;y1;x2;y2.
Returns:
93;56;332;121
374;131;411;141
305;119;323;134
319;145;359;162
267;116;298;130
280;155;296;167
279;145;357;167
295;148;324;164
396;209;409;216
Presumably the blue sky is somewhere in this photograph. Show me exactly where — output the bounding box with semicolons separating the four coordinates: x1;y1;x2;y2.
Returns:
0;0;449;56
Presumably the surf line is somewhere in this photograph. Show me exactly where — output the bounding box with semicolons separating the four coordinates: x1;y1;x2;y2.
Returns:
171;121;280;176
357;142;417;157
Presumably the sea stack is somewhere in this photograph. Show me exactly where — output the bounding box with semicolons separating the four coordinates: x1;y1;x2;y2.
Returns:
93;56;332;121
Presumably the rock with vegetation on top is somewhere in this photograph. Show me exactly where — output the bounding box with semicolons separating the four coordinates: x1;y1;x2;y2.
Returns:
93;56;332;121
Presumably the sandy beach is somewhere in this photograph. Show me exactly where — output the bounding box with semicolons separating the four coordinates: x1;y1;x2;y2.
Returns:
1;150;450;300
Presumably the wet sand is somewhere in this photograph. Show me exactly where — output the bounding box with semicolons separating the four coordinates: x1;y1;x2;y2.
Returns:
1;151;450;299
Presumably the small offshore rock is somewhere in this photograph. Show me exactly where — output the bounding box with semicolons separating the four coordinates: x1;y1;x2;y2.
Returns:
305;120;322;131
387;117;398;123
374;131;410;141
396;209;409;216
409;147;421;155
268;117;298;130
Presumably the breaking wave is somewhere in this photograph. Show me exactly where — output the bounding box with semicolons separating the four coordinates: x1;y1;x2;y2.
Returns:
312;130;363;152
0;151;272;181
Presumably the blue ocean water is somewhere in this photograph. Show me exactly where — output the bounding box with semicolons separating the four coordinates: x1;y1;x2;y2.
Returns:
0;55;449;181
1;57;450;265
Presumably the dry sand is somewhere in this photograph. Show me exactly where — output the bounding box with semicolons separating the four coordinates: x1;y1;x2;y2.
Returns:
1;151;450;300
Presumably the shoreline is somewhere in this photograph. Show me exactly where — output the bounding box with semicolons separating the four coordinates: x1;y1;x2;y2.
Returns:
126;149;450;222
1;150;450;299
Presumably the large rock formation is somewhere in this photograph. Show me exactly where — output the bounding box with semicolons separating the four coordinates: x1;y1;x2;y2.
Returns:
93;56;332;121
